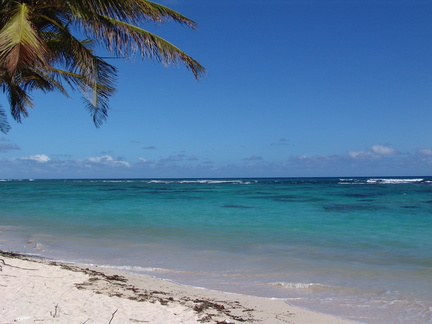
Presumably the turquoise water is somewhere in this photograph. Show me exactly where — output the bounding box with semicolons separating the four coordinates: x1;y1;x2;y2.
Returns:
1;177;431;323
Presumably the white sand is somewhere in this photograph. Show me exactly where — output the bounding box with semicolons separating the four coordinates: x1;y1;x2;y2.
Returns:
0;251;357;324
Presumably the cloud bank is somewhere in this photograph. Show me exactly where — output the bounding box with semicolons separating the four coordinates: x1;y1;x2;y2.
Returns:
0;144;430;179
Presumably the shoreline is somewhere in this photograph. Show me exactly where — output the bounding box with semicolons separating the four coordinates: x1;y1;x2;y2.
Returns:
0;250;358;324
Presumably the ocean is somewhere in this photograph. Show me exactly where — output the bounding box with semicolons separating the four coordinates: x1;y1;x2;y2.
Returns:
0;177;431;323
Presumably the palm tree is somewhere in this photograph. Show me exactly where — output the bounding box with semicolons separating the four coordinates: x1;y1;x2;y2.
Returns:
0;0;205;133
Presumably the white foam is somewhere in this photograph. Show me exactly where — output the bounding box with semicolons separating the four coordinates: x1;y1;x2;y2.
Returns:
144;179;253;185
269;282;329;290
177;180;249;184
99;180;134;183
367;178;424;184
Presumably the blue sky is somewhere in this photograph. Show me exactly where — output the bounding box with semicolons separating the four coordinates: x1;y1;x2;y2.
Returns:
0;0;431;179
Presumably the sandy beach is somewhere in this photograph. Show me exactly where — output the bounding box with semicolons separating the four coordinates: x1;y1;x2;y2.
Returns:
0;250;356;324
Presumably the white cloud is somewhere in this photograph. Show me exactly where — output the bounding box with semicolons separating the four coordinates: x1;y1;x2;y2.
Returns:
349;145;399;159
21;154;51;163
86;155;130;167
348;151;373;159
418;148;432;156
371;145;398;155
0;144;430;179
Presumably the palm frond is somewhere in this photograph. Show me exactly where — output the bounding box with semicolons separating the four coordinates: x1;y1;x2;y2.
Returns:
133;0;198;28
83;15;205;79
20;68;69;97
80;56;117;127
48;68;86;92
43;27;117;127
66;0;197;27
3;78;33;122
0;0;204;131
0;3;50;76
0;104;11;134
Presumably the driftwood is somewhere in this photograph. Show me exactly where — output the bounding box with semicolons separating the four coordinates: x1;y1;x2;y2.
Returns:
108;309;118;324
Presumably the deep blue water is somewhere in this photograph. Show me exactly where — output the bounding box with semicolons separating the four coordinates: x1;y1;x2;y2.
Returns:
1;177;431;323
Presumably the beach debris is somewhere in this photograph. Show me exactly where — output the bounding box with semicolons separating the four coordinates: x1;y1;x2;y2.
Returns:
1;250;257;324
108;309;118;324
105;274;128;282
194;300;225;312
50;303;60;318
192;299;251;323
0;251;38;271
199;314;213;322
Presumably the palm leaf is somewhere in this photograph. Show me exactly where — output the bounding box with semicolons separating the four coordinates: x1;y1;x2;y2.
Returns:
83;15;205;79
66;0;197;27
132;0;198;28
80;56;117;127
2;77;33;122
0;0;204;133
43;27;117;127
0;3;49;76
0;105;11;134
19;67;69;97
